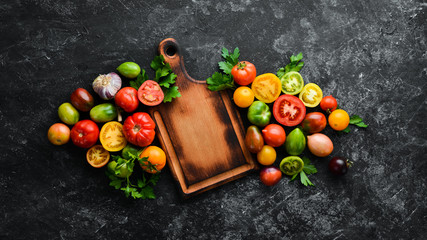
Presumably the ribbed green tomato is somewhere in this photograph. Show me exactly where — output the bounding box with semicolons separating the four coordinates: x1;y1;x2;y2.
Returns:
247;101;271;127
89;103;118;123
285;128;306;155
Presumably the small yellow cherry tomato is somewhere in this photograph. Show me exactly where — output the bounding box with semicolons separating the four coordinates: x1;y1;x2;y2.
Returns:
328;109;350;131
233;86;255;108
257;145;277;166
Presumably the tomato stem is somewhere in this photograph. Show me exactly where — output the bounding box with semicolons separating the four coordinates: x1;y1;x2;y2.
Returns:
236;61;247;70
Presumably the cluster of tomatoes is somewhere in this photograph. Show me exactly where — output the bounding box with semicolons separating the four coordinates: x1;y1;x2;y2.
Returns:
47;62;167;177
230;61;353;186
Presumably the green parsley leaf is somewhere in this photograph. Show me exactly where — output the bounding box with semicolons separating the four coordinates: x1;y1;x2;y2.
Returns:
277;52;304;79
207;47;238;91
207;72;234;91
302;157;318;175
163;85;181;102
129;69;149;90
159;72;177;88
290;173;299;182
342;114;368;133
300;171;314;187
110;179;124;190
341;127;351;133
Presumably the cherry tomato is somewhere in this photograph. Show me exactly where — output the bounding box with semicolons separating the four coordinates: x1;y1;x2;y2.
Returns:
47;123;70;145
301;112;327;134
244;125;264;153
257;145;277;166
70;120;99;148
320;95;338;113
329;157;353;176
115;87;139;112
273;94;306;127
251;73;282;103
231;61;257;86
328;109;350;131
259;167;282;186
70;88;94;112
299;83;323;108
123;112;156;147
261;124;286;147
233;86;254;108
138;80;164;106
139;146;166;173
280;71;304;95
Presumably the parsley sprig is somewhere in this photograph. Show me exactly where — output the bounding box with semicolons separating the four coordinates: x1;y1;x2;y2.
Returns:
342;115;368;133
277;52;304;78
129;55;181;103
290;157;317;187
206;47;240;91
105;152;160;199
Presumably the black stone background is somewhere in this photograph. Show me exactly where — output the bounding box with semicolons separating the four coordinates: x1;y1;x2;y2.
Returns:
1;0;426;239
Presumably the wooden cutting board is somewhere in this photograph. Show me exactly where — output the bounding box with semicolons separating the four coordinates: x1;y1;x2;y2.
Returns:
149;38;257;198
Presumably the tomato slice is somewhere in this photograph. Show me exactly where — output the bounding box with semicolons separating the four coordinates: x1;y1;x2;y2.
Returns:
138;80;164;106
100;121;127;152
299;83;323;108
273;95;306;126
280;156;304;176
251;73;281;103
86;145;110;168
280;71;304;95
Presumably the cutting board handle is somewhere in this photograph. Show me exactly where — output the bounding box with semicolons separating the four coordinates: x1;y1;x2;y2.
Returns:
158;38;205;84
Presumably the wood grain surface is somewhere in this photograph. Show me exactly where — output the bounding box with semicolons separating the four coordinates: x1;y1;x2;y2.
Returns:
149;38;257;198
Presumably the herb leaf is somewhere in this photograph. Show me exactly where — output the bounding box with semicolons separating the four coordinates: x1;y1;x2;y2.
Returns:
130;69;149;90
302;157;318;175
207;47;239;91
163;85;181;103
300;171;314;187
207;72;234;91
277;52;304;79
342;114;368;133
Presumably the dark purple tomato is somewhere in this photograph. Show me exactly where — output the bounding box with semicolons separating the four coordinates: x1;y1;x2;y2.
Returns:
260;167;282;186
328;157;352;176
70;88;94;112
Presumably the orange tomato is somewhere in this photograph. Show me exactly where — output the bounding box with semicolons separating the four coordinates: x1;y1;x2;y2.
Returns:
139;146;166;173
233;86;254;108
86;145;110;168
328;109;350;131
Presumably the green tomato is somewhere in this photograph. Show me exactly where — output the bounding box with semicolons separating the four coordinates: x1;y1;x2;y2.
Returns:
285;128;306;155
280;156;304;176
121;144;142;159
90;103;118;123
247;101;271;127
58;102;79;125
117;62;141;79
107;161;132;178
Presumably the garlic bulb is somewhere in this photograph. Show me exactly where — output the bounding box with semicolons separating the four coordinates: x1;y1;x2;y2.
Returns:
92;72;122;100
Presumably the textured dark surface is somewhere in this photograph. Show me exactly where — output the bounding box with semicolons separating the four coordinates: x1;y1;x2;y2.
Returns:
1;0;426;239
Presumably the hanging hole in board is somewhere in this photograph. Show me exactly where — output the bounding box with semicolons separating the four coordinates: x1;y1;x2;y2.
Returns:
165;45;177;57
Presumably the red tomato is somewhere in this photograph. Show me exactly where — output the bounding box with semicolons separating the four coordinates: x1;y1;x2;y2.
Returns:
320;95;338;113
261;124;286;147
47;123;70;145
115;87;139;112
260;167;282;186
301;112;327;134
231;61;257;86
123;112;156;147
70;88;94;112
70;120;99;148
138;80;164;106
273;95;306;127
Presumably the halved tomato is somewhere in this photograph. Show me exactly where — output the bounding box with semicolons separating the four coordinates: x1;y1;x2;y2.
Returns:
280;71;304;95
100;121;127;152
138;80;164;106
273;95;306;127
86;145;110;168
299;83;323;108
251;73;281;103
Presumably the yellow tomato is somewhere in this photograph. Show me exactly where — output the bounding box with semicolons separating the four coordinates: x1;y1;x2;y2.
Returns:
233;86;254;108
299;83;323;107
257;145;277;166
328;109;350;131
100;121;127;152
86;145;110;168
251;73;281;103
